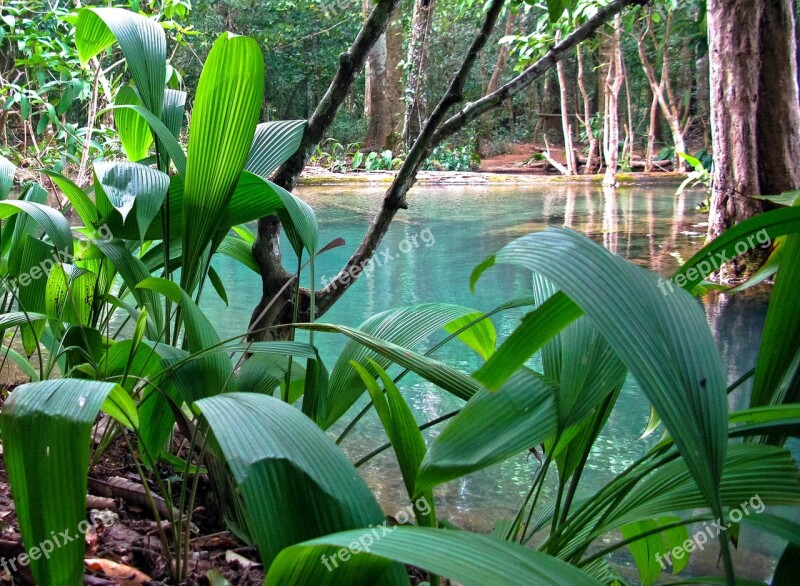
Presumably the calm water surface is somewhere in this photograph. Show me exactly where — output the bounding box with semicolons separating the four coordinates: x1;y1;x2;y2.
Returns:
207;183;784;582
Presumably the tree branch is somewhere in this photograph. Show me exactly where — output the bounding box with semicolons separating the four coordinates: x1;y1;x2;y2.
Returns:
313;0;642;316
249;0;400;337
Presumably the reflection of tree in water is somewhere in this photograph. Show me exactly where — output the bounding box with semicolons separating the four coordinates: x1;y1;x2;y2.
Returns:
704;288;770;412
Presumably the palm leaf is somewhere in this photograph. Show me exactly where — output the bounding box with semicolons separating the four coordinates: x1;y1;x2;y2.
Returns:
76;7;166;117
0;153;15;198
472;228;729;534
245;119;307;179
114;85;153;161
0;380;128;585
181;32;264;293
266;526;602;585
195;393;394;567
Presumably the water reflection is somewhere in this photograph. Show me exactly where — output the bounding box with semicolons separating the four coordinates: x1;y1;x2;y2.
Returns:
207;183;774;580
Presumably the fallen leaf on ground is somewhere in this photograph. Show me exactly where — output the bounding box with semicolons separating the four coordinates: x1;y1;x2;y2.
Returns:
85;558;151;585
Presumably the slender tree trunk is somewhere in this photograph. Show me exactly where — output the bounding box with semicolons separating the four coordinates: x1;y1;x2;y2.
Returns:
576;44;598;174
634;9;688;171
645;89;659;172
556;31;577;174
603;16;624;187
706;0;800;279
403;0;436;148
487;10;517;93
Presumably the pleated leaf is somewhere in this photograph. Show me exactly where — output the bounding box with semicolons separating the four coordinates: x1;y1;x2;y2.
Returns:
195;393;391;567
354;360;435;526
93;161;169;241
137;277;231;402
309;303;486;428
114;85;153;162
76;7;165;117
472;228;728;524
751;227;800;411
416;369;558;493
181;32;264;293
245;119;306;179
267;526;602;586
674;206;800;291
0;153;15;198
0;200;73;257
0;380;122;585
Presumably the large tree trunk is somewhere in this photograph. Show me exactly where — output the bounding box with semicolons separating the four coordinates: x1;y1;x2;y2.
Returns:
364;4;404;150
644;90;659;172
706;0;800;279
403;0;436;147
384;8;405;150
363;7;389;150
602;16;624;187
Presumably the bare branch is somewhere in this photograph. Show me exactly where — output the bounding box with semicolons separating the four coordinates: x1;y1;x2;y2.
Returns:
314;0;642;315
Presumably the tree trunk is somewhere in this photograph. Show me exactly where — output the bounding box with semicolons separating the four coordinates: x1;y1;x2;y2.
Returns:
603;16;624;187
706;0;800;279
364;4;404;150
576;44;599;174
364;0;389;150
556;31;577;174
634;9;688;172
403;0;436;148
645;90;659;172
487;10;517;93
384;7;405;150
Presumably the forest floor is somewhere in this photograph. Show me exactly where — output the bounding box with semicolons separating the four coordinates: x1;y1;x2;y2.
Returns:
299;142;683;186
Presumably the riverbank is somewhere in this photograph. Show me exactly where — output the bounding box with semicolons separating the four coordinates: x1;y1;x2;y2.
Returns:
297;166;686;187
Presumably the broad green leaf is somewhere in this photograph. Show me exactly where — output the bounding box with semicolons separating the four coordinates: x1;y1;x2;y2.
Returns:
245;119;306;179
267;526;603;586
473;229;728;529
40;170;99;231
181;32;264;294
218;233;260;273
353;360;435;526
416;369;557;493
443;311;496;361
162;88;187;138
76;7;166;116
137;277;231;402
620;519;670;585
45;264;96;326
195;393;392;567
318;303;489;428
0;154;15;198
93;161;169;241
1;380;121;585
114;85;154;162
0;200;73;257
273;180;318;257
473;291;583;389
113;104;187;173
673;206;800;291
751;228;800;412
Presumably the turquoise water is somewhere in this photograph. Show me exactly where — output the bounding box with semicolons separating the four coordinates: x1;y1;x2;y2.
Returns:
207;183;782;581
